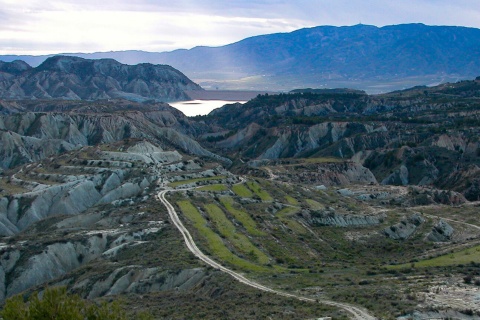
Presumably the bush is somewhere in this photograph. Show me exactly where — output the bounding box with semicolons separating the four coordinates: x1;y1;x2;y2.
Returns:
463;275;473;284
0;286;152;320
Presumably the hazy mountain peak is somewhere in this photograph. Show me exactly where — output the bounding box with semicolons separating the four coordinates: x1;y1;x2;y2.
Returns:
0;60;32;75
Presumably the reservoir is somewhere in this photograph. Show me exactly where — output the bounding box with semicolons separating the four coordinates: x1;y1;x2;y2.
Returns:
169;100;246;117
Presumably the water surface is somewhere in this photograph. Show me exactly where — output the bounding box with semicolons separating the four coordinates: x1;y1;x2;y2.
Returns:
170;100;246;117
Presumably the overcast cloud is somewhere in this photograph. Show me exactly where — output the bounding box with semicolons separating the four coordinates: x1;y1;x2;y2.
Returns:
0;0;479;55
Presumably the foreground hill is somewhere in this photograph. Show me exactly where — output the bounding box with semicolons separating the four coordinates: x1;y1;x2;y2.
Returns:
0;56;202;102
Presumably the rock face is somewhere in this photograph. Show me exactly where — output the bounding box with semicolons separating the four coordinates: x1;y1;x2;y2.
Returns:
0;56;202;102
427;220;454;242
83;267;205;299
0;140;185;234
301;209;385;227
0;223;172;301
407;187;467;206
383;213;425;240
249;159;377;186
291;162;377;186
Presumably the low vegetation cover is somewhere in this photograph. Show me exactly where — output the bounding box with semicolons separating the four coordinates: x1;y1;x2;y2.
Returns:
1;287;152;320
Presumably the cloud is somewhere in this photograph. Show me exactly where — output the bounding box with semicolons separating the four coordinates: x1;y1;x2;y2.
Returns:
0;0;479;55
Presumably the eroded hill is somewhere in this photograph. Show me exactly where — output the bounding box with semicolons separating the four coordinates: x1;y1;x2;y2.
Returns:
198;78;480;200
0;56;202;102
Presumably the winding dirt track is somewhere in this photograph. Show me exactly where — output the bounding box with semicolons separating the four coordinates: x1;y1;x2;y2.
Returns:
158;189;376;320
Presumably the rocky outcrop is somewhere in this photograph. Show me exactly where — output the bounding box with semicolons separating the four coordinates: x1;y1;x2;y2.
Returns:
427;220;454;242
0;140;175;234
253;160;377;186
0;225;165;301
83;267;205;299
256;122;379;160
382;165;409;185
0;177;149;234
383;213;425;240
0;56;202;102
407;187;467;206
301;209;385;227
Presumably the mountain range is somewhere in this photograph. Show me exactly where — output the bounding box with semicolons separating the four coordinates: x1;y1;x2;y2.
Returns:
1;24;480;92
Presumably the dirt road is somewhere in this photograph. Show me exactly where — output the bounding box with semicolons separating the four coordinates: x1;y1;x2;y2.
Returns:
158;188;376;320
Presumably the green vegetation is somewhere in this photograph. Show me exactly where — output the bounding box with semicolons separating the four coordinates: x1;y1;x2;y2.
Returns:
0;179;28;196
232;183;253;198
284;195;299;205
304;157;343;163
220;196;265;236
392;245;480;269
0;286;152;320
177;200;270;272
305;199;325;210
168;175;227;187
196;184;228;192
276;207;306;234
204;204;270;264
246;181;273;201
276;206;300;218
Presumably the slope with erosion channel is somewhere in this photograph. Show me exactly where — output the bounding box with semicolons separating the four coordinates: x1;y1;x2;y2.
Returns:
0;99;228;170
197;78;480;200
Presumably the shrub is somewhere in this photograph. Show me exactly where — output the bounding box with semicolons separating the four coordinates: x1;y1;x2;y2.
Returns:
0;286;152;320
463;275;473;284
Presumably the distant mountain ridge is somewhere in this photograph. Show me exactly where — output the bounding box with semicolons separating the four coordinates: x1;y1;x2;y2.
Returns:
0;56;202;102
1;24;479;92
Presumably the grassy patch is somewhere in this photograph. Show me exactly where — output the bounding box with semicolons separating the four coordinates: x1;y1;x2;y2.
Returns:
0;179;29;195
196;184;228;192
284;195;299;205
276;207;306;234
276;206;300;218
169;175;227;187
246;181;273;201
232;184;253;198
204;204;270;264
304;157;343;163
220;197;265;236
305;199;325;210
391;245;480;269
176;200;270;272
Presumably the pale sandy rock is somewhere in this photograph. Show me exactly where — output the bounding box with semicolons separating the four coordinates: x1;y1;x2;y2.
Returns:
427;220;454;242
97;183;142;205
127;141;163;153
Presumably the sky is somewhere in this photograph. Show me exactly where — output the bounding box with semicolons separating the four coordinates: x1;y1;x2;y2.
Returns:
1;0;479;55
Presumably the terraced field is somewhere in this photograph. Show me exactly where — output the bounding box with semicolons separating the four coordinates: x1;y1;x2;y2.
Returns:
170;175;480;318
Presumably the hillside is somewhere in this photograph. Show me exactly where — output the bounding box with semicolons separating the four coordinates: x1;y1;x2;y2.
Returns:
198;77;480;200
0;56;202;102
0;99;226;170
